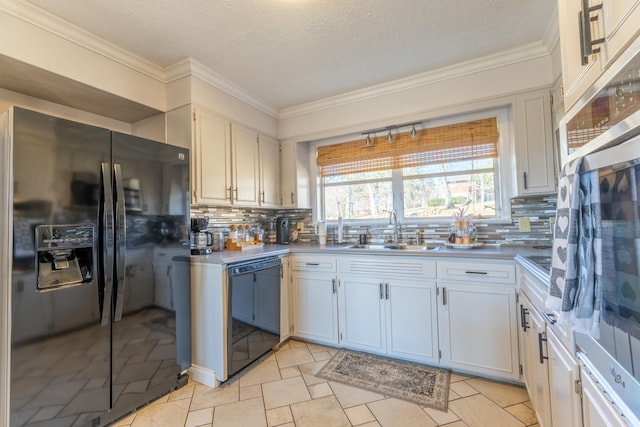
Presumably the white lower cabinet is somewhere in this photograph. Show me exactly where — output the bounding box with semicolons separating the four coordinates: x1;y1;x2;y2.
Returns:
280;256;290;342
547;327;583;427
438;281;519;381
338;276;438;364
292;271;338;344
290;255;339;344
580;364;628;427
520;294;552;427
290;255;519;379
337;256;438;363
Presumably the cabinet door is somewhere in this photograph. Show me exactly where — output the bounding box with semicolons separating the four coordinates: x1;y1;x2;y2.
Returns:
438;282;519;380
559;0;605;110
280;140;310;209
193;109;232;204
280;141;297;207
292;271;338;344
280;257;290;342
519;294;535;395
604;0;640;65
547;328;583;427
580;367;628;427
514;91;556;195
231;123;260;206
528;307;552;427
339;276;386;354
259;134;281;207
386;279;438;364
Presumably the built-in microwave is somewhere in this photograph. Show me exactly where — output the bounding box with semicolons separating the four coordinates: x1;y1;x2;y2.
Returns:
559;34;640;165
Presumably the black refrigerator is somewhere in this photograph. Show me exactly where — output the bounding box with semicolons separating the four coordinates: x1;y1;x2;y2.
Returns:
4;107;191;426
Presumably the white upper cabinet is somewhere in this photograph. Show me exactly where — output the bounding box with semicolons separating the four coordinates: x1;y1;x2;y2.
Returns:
603;0;640;65
192;108;233;205
559;0;640;110
231;123;260;207
559;0;605;110
259;134;281;208
190;106;277;207
280;140;310;209
513;90;556;195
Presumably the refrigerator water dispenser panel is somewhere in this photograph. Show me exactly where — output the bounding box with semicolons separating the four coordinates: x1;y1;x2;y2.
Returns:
35;224;94;291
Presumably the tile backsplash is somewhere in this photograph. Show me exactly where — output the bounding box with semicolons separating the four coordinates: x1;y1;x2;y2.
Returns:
191;194;557;247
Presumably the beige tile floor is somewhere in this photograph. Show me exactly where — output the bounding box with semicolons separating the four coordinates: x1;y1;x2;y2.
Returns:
113;340;539;427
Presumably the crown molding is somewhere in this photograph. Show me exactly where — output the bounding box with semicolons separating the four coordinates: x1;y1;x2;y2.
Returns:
279;41;552;120
0;0;165;81
166;57;280;119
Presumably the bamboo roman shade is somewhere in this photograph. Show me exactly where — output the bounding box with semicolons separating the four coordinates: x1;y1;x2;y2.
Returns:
317;118;499;177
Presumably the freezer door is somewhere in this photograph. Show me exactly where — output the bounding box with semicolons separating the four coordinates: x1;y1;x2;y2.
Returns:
109;132;191;414
10;107;112;426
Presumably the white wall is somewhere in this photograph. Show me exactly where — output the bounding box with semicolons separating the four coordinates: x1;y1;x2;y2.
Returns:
279;53;556;143
0;5;165;112
191;77;279;138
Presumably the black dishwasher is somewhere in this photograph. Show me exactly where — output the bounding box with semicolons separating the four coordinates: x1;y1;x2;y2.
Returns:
227;256;282;378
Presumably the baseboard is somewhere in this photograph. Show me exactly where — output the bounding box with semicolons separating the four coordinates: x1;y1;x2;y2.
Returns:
188;364;219;388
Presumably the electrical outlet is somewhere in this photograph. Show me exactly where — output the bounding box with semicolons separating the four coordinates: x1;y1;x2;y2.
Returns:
296;222;304;232
518;217;531;232
549;217;555;233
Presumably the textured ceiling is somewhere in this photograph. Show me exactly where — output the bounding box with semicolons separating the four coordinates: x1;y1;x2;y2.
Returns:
26;0;557;110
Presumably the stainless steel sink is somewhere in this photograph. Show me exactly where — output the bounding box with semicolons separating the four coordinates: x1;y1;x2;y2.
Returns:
346;243;439;251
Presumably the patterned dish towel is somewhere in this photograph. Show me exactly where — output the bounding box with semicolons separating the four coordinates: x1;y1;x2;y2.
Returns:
546;157;603;337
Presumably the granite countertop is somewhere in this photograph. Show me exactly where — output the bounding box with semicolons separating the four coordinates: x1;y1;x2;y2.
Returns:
188;242;552;268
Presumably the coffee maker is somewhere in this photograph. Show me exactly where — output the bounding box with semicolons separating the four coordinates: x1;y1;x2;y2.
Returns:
276;217;290;245
190;218;212;255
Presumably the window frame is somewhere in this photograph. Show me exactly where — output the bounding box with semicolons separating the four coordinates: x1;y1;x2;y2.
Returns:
312;107;513;225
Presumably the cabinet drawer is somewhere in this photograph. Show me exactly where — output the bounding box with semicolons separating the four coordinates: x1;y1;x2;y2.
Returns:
291;255;336;272
338;256;436;279
438;260;515;284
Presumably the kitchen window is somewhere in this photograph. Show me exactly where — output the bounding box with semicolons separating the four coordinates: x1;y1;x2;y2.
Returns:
317;109;509;222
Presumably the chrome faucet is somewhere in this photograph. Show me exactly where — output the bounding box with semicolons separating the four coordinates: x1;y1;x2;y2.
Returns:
385;209;400;243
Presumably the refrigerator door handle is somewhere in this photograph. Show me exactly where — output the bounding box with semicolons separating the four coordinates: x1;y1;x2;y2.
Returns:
100;162;114;326
113;163;127;322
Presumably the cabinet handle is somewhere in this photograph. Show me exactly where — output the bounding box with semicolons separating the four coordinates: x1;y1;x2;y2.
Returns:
261;191;265;203
442;287;447;306
234;187;238;201
523;172;528;190
542;312;557;325
332;278;337;294
538;332;548;364
520;304;530;332
290;192;295;204
305;262;319;266
465;270;487;275
227;187;232;201
579;1;605;65
385;283;389;300
379;283;384;300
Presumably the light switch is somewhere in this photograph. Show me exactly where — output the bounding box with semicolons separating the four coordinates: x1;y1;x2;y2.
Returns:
518;217;531;232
